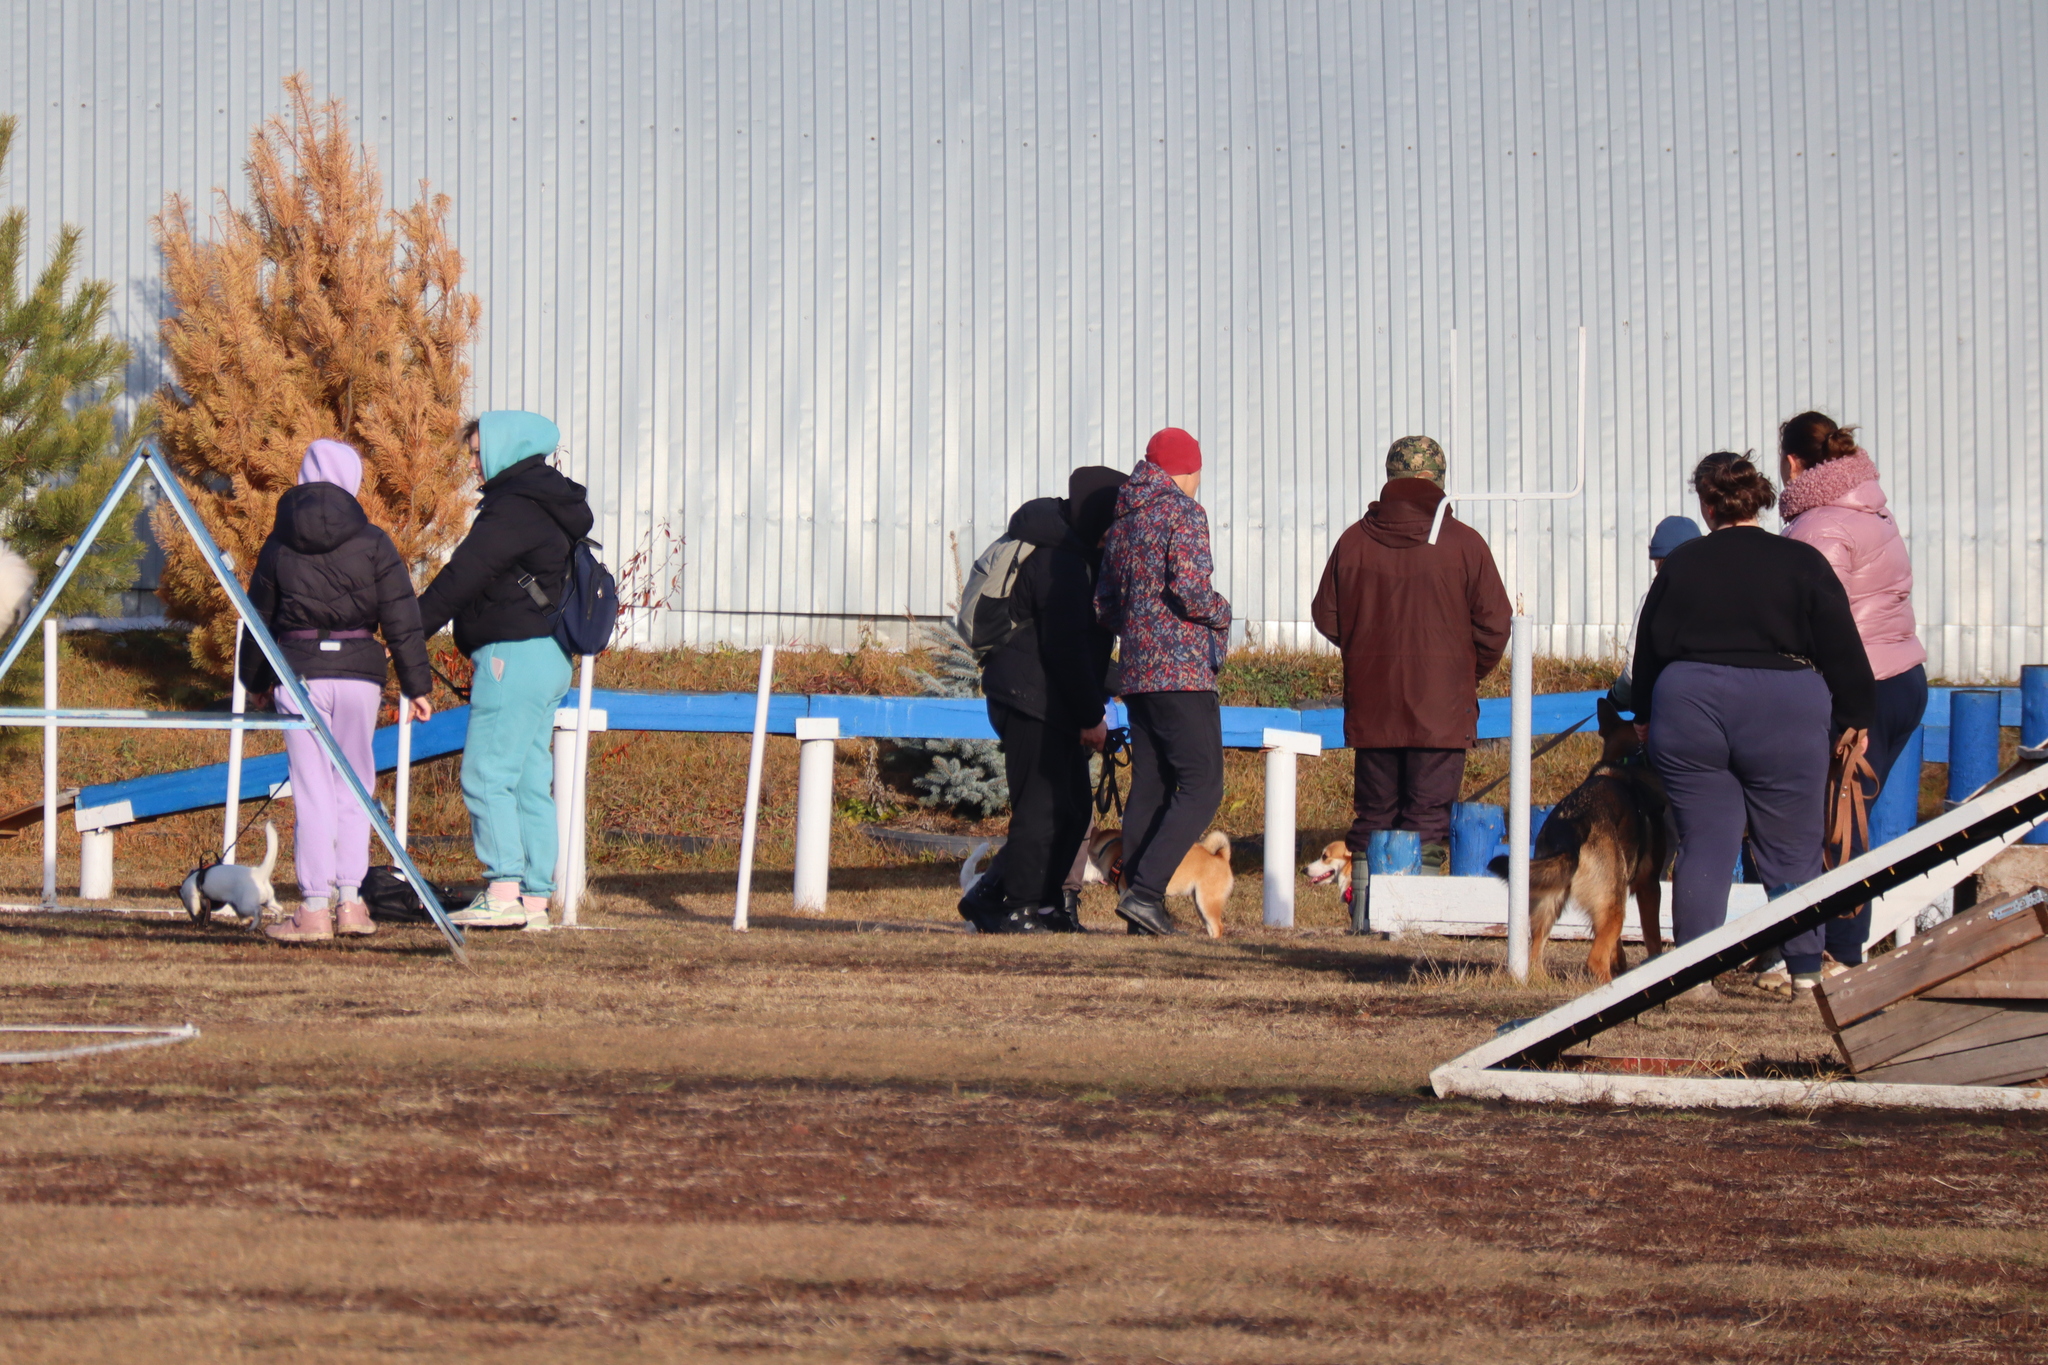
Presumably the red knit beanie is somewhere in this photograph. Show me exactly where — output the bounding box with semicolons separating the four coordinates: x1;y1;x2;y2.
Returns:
1145;427;1202;474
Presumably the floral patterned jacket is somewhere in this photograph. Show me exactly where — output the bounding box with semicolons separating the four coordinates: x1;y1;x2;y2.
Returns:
1093;460;1232;694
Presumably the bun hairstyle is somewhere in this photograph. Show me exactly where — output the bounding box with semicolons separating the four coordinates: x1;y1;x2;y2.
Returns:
1780;410;1859;467
1691;450;1777;527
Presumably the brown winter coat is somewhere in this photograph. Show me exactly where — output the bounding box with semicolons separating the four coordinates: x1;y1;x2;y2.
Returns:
1311;479;1513;749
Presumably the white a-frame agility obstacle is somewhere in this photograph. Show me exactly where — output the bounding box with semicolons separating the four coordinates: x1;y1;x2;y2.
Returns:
0;442;467;965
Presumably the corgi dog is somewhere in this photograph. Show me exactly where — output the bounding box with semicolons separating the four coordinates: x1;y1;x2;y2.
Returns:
1303;840;1355;901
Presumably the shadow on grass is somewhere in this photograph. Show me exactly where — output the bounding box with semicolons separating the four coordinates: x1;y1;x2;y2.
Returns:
0;914;457;959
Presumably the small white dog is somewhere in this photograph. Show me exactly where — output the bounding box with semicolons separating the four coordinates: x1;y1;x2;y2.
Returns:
179;823;284;923
0;547;36;636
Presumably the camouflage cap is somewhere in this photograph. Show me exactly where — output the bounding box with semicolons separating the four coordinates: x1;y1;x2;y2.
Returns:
1385;435;1446;485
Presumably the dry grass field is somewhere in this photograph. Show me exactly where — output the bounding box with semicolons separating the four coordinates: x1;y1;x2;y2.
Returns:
0;638;2040;1362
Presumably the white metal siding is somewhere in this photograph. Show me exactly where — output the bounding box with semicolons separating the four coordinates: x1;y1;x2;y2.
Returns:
3;1;2042;677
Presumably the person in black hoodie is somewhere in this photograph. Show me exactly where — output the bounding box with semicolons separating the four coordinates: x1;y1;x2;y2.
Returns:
242;439;434;944
964;467;1125;934
416;411;595;932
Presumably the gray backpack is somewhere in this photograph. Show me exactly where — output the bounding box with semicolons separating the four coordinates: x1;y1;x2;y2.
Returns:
954;534;1037;662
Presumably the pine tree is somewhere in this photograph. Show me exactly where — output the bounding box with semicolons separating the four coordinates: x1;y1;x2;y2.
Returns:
0;114;148;618
152;75;481;676
899;623;1009;816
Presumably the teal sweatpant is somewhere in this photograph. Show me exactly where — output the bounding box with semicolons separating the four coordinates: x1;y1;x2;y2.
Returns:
461;637;573;895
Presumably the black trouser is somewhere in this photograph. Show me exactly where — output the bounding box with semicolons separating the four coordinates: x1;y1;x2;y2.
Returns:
1119;691;1225;901
1347;747;1467;848
990;701;1092;911
1818;663;1930;966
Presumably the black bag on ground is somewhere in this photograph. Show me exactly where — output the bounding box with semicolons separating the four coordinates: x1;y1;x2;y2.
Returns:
361;865;457;924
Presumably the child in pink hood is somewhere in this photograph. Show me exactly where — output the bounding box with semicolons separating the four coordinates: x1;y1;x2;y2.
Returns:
1771;412;1928;987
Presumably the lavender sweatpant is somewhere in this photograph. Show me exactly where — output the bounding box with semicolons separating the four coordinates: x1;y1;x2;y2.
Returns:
277;678;383;901
1647;662;1830;947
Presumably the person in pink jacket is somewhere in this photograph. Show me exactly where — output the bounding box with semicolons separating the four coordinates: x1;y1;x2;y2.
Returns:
1773;411;1929;983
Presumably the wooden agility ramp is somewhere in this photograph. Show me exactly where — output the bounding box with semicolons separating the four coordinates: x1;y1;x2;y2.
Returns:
1821;887;2048;1088
1431;743;2048;1111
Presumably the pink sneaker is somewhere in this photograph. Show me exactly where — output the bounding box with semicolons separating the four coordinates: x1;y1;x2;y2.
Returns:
334;901;375;937
265;904;334;943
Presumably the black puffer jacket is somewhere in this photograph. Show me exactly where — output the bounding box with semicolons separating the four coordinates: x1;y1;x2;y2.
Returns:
980;497;1110;729
417;456;595;656
240;482;434;697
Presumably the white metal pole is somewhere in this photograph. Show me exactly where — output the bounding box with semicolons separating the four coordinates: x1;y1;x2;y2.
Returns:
41;619;57;907
394;699;412;849
732;643;777;931
1262;747;1297;928
222;625;246;864
552;725;573;907
564;652;596;925
792;717;839;913
1507;614;1533;982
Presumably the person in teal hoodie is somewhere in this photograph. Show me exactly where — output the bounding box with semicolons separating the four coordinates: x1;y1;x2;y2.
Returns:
418;412;595;930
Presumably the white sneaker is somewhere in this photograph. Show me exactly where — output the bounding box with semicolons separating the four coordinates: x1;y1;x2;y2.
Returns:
449;890;526;928
521;905;552;932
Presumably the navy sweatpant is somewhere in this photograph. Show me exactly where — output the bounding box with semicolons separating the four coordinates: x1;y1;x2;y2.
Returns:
1814;664;1929;965
1648;662;1831;946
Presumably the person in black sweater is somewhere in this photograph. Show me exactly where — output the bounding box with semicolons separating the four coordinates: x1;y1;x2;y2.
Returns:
966;468;1125;934
242;440;435;943
1631;452;1876;990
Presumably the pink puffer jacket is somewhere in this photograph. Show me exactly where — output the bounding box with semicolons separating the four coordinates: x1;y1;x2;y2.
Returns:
1780;451;1925;680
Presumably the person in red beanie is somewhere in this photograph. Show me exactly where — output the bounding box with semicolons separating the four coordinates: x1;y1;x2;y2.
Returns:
1093;427;1232;936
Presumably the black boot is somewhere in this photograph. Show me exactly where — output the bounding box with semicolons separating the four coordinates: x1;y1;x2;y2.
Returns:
1347;870;1372;936
990;905;1051;934
1044;889;1086;933
1115;889;1178;937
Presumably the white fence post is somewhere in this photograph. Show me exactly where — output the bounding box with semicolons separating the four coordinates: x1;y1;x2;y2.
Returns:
549;700;609;924
1262;728;1322;928
564;654;596;924
732;643;777;931
222;624;245;865
1507;614;1533;983
41;619;57;907
394;700;412;849
792;716;840;914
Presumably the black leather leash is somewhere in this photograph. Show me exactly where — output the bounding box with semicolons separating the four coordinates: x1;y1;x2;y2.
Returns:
1093;725;1131;820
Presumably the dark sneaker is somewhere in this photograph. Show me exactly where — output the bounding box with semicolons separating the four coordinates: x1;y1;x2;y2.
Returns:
1043;890;1086;933
990;906;1050;934
1115;890;1178;937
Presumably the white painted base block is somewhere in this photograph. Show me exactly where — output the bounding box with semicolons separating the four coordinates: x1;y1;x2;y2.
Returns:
1434;1064;2048;1113
1367;876;1769;941
78;828;114;900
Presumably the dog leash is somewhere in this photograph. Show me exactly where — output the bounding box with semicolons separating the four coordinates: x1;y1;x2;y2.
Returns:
1093;725;1131;819
430;659;472;702
214;786;281;868
1825;726;1876;874
1463;713;1594;804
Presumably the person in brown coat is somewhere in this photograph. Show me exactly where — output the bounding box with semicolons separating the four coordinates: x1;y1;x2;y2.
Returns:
1311;436;1512;863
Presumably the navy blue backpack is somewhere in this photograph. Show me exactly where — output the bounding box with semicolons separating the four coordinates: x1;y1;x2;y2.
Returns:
521;537;619;657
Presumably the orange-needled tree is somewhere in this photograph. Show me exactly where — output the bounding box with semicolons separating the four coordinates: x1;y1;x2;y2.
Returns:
153;74;480;677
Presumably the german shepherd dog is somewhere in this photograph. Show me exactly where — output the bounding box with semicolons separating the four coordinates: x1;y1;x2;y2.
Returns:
1490;697;1667;983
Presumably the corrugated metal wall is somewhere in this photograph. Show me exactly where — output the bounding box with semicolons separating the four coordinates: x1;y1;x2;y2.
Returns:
3;1;2043;677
